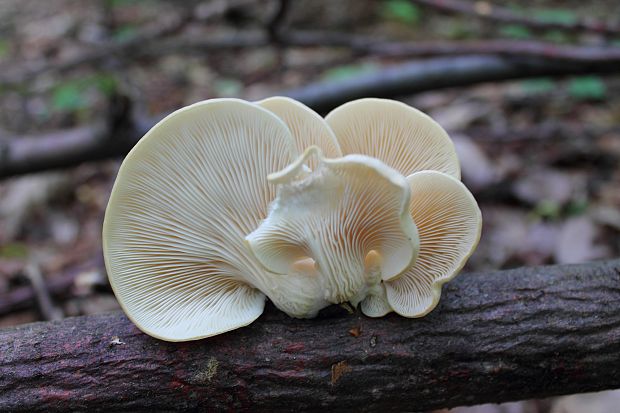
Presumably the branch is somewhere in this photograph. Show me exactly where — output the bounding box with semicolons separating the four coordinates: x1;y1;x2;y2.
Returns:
1;54;619;179
154;32;620;61
23;263;63;321
411;0;620;35
4;26;620;90
1;260;619;411
0;257;102;317
283;54;620;113
267;0;291;42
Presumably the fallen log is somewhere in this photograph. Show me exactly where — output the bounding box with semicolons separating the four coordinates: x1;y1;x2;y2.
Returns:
1;259;619;412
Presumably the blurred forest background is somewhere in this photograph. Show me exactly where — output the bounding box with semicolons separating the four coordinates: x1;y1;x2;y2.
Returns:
0;0;619;411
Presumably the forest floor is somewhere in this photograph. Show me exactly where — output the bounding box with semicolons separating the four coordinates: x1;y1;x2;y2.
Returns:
0;1;619;412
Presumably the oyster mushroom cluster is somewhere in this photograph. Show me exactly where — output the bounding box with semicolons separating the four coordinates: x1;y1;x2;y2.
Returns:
103;97;482;341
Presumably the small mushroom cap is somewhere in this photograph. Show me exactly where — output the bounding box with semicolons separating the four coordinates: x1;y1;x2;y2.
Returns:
246;146;419;305
383;170;482;317
326;98;460;178
256;96;342;167
103;99;299;341
360;282;392;317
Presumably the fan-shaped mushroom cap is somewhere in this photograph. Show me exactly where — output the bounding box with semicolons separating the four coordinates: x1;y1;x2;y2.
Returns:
103;99;302;341
326;98;460;178
256;96;342;167
378;170;482;317
246;146;419;306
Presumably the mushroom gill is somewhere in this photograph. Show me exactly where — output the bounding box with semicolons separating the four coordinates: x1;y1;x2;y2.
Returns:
246;146;419;306
103;96;482;341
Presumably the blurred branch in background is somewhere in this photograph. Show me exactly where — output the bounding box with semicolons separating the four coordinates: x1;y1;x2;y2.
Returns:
2;0;620;91
2;10;620;180
411;0;620;35
1;53;619;178
3;27;619;91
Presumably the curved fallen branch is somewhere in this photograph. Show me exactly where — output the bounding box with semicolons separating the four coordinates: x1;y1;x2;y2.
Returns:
5;31;619;90
151;33;620;62
1;259;619;411
283;54;620;111
411;0;620;35
1;54;619;179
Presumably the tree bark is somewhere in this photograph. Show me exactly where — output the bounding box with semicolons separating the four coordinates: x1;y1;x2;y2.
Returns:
1;260;619;412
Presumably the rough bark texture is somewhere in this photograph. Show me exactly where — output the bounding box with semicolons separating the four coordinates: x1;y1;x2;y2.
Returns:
1;260;620;412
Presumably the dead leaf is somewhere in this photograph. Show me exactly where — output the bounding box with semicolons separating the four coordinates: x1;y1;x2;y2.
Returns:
513;168;576;205
430;102;490;131
0;173;71;242
453;134;499;190
591;205;620;231
551;389;620;413
554;217;609;264
330;361;351;385
348;326;361;337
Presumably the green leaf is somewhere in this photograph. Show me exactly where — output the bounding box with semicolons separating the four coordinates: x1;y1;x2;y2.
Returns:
108;0;149;7
533;199;561;219
0;38;9;59
93;74;118;96
437;19;476;40
50;73;118;113
521;78;555;95
499;25;532;39
0;243;29;259
534;9;578;25
543;30;571;43
322;63;379;81
381;0;421;24
113;25;138;42
213;78;243;97
566;199;589;216
52;83;85;112
568;76;606;100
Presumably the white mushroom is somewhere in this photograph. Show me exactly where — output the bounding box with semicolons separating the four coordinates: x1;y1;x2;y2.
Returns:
361;171;482;317
103;99;303;341
246;146;419;306
256;96;342;167
103;96;482;341
326;98;460;178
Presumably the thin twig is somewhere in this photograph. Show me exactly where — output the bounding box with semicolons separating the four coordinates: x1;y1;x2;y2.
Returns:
24;263;64;321
411;0;620;35
267;0;291;42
